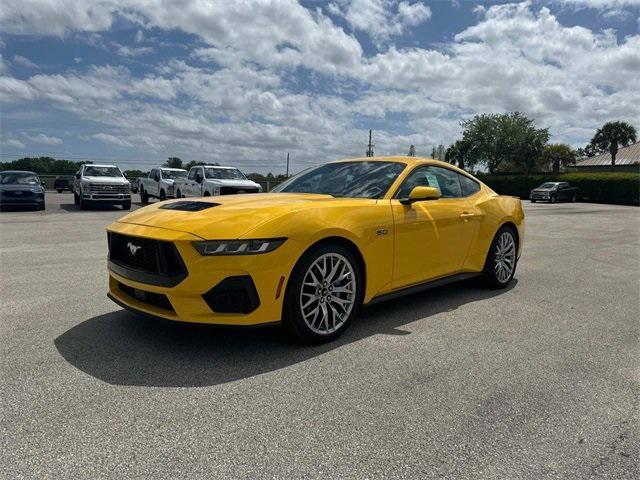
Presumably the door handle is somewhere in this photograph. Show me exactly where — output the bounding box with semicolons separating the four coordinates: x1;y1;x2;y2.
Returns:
460;212;475;220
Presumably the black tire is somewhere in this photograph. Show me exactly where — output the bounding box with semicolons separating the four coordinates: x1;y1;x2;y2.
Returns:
282;243;363;344
531;199;536;203
203;191;211;196
176;189;182;198
122;201;131;210
550;194;557;203
57;189;63;193
159;189;166;201
73;192;79;205
39;203;45;211
482;226;518;289
79;195;89;210
571;193;577;202
140;188;149;203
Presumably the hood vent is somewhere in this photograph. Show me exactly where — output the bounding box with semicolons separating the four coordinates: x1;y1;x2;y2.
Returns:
159;201;220;212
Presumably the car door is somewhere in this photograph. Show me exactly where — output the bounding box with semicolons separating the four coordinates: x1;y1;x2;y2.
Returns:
185;168;197;197
390;165;479;289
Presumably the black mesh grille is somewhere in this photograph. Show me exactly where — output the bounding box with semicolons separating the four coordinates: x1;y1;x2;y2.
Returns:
220;187;259;195
108;232;187;286
118;282;174;312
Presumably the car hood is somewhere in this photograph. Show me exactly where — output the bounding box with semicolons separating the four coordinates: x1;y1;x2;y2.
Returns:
83;176;130;184
0;184;43;192
115;193;340;239
532;187;555;192
209;179;260;187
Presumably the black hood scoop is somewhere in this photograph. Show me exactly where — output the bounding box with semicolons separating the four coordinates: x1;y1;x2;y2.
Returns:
159;201;220;212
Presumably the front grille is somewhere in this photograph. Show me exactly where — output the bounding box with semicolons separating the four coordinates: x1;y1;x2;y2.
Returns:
2;190;34;198
108;232;187;287
118;282;174;312
220;186;259;195
90;183;129;193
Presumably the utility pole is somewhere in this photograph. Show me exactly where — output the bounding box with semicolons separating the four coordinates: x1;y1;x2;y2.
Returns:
366;129;375;157
286;152;290;177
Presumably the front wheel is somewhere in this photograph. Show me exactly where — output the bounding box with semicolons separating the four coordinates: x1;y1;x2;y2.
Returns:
550;195;557;203
283;244;362;344
159;189;166;201
122;201;131;210
482;226;518;289
531;199;536;203
73;192;79;205
140;188;149;203
57;189;62;193
79;193;89;210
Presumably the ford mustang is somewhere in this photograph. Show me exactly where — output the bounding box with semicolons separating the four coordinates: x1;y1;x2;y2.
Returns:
106;157;524;343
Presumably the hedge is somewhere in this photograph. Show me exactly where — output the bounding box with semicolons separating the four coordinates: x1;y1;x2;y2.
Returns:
476;172;639;205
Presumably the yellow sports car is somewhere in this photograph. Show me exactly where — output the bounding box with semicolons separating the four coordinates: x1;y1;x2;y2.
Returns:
106;157;524;343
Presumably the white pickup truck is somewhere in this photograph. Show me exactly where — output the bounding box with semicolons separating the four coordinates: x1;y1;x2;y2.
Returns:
174;165;262;198
139;167;187;203
73;164;131;210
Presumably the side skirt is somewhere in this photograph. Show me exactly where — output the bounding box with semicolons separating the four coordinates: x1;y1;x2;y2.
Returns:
366;272;481;306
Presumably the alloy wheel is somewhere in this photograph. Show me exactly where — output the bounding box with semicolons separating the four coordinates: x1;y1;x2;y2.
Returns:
494;231;516;283
299;253;356;335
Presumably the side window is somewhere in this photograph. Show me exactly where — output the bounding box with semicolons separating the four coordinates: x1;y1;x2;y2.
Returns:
187;169;196;180
459;174;480;197
395;166;463;199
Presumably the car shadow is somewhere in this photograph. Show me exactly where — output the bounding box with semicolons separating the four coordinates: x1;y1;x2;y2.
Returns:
54;279;517;387
59;203;127;212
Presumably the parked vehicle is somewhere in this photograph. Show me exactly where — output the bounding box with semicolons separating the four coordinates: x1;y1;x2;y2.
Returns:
106;156;524;344
0;170;45;210
73;164;131;210
530;182;579;203
129;177;140;194
139;168;187;203
53;175;74;193
174;165;261;198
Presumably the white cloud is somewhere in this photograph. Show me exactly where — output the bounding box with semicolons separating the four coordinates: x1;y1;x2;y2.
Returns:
92;133;132;147
552;0;640;7
4;138;26;148
329;0;431;44
24;133;63;145
13;55;39;69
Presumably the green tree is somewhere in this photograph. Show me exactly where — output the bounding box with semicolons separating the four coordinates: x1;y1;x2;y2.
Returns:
163;157;183;168
0;157;88;174
430;144;446;160
576;143;600;158
540;144;576;173
445;140;473;170
589;121;637;168
460;112;549;174
123;169;146;178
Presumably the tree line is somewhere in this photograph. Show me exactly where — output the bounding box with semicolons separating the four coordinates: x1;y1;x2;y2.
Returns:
439;113;636;174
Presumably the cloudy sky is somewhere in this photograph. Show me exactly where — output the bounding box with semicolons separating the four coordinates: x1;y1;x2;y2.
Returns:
1;0;639;173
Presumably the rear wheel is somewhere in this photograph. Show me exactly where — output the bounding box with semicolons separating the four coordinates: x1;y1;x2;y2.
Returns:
571;193;577;202
283;244;362;344
482;226;517;289
176;189;182;198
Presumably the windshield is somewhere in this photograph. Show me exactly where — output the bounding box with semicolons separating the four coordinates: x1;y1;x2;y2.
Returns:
538;182;558;189
272;161;406;199
204;167;247;180
84;166;123;177
1;172;41;185
161;169;187;180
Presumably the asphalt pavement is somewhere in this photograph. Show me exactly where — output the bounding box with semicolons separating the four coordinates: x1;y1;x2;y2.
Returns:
1;193;638;479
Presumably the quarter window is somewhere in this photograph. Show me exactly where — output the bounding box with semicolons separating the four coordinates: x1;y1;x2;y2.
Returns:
459;174;480;196
187;169;197;180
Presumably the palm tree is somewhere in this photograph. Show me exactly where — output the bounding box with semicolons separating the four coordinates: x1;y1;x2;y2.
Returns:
540;144;576;173
590;121;637;169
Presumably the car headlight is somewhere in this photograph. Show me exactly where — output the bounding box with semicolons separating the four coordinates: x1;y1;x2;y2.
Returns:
82;183;92;192
192;238;287;256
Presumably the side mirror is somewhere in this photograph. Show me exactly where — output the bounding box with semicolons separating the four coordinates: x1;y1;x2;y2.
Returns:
75;173;80;179
195;174;203;183
400;186;441;205
155;175;160;182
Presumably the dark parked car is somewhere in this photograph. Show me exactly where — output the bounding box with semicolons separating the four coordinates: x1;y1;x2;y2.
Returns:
53;175;74;193
530;182;579;203
0;170;45;210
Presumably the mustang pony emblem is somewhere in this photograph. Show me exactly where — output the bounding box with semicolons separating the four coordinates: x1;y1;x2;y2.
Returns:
126;242;142;255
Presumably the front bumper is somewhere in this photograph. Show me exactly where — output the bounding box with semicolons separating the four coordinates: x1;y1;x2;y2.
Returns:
530;191;551;201
83;193;131;202
106;222;300;326
0;195;44;207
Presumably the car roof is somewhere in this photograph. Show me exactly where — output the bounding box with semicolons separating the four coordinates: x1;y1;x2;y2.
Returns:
202;165;236;169
329;156;472;172
0;170;38;174
83;164;118;168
